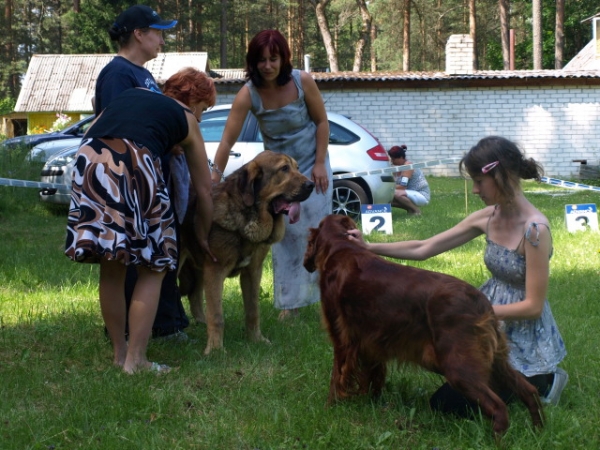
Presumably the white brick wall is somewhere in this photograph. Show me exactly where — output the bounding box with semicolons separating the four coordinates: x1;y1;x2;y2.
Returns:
216;84;600;178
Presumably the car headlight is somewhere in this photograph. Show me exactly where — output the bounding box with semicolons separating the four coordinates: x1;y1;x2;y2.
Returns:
44;148;77;169
29;147;45;161
48;153;75;167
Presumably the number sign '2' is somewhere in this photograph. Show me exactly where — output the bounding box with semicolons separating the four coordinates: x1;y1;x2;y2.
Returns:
360;204;393;235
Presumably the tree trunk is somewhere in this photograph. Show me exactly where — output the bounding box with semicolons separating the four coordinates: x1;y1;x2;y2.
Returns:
469;0;477;70
288;4;294;63
532;0;542;69
4;0;16;98
370;22;377;71
309;0;339;72
555;0;564;69
403;0;410;71
288;0;306;67
499;0;510;69
352;0;372;72
298;0;306;66
220;0;227;68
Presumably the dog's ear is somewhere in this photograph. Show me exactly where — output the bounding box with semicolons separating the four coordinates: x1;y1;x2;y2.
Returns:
238;160;262;206
303;227;319;273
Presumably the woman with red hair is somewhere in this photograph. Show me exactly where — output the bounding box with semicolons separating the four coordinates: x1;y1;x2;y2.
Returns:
211;30;332;320
66;68;216;374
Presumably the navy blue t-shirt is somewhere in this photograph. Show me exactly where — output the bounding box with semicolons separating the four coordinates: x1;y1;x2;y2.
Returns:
94;56;161;114
86;89;190;158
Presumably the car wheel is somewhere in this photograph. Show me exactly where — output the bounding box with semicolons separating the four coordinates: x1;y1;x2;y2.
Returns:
332;179;368;221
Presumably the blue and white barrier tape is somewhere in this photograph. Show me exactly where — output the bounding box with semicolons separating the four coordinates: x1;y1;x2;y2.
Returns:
332;157;462;180
332;158;600;192
2;158;600;192
0;177;67;190
539;177;600;192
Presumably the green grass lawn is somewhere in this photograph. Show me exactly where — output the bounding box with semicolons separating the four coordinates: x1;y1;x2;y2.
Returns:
1;166;600;449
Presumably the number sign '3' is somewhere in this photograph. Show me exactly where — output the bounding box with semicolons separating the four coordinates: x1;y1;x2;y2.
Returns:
564;204;599;233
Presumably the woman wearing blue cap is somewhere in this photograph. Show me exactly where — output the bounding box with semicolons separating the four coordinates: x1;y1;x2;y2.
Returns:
94;6;192;344
94;5;177;114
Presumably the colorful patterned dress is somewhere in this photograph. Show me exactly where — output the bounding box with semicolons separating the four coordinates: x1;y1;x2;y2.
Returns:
65;89;190;272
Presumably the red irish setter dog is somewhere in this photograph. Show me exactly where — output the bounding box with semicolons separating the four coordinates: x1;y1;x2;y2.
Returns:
303;214;543;434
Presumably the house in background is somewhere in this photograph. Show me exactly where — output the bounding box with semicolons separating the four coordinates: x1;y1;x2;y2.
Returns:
563;14;600;71
8;17;600;138
0;111;27;139
210;30;600;178
12;52;209;135
5;20;600;178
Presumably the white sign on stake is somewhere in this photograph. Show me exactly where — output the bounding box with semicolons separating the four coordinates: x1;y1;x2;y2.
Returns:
360;204;393;235
564;203;599;233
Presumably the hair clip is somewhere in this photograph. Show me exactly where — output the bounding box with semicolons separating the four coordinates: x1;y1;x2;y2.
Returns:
481;161;499;174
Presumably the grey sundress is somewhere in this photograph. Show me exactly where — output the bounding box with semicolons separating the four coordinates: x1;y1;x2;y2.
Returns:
246;69;333;309
480;221;566;377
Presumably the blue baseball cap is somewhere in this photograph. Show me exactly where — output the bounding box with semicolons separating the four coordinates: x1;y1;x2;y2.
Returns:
114;5;177;33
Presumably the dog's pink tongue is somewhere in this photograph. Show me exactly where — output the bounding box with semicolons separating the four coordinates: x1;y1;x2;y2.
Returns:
288;202;301;224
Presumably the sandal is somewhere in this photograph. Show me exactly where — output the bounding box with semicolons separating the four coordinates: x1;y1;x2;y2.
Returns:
149;362;171;374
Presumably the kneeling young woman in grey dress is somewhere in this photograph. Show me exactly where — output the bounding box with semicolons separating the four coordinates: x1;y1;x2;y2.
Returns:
348;136;567;410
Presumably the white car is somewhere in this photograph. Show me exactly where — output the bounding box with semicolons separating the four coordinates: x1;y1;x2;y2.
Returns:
40;105;395;219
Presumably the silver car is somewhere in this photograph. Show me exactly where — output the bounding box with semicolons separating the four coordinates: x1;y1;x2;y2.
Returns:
40;105;394;219
29;136;83;163
38;142;80;206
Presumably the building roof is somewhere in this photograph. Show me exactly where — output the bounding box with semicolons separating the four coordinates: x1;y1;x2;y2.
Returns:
15;52;208;113
213;42;600;89
563;41;600;71
581;13;600;23
210;68;247;79
212;67;600;93
14;45;600;112
214;67;600;84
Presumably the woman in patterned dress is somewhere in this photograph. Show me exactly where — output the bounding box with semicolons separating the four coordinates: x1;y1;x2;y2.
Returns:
210;29;332;320
348;136;567;412
95;4;191;343
65;68;216;374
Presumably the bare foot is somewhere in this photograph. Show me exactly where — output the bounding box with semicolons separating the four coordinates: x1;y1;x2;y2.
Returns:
113;350;127;368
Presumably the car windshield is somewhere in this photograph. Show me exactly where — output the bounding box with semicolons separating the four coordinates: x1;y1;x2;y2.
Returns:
256;120;359;145
200;109;250;142
64;116;94;135
201;108;360;147
200;113;228;141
